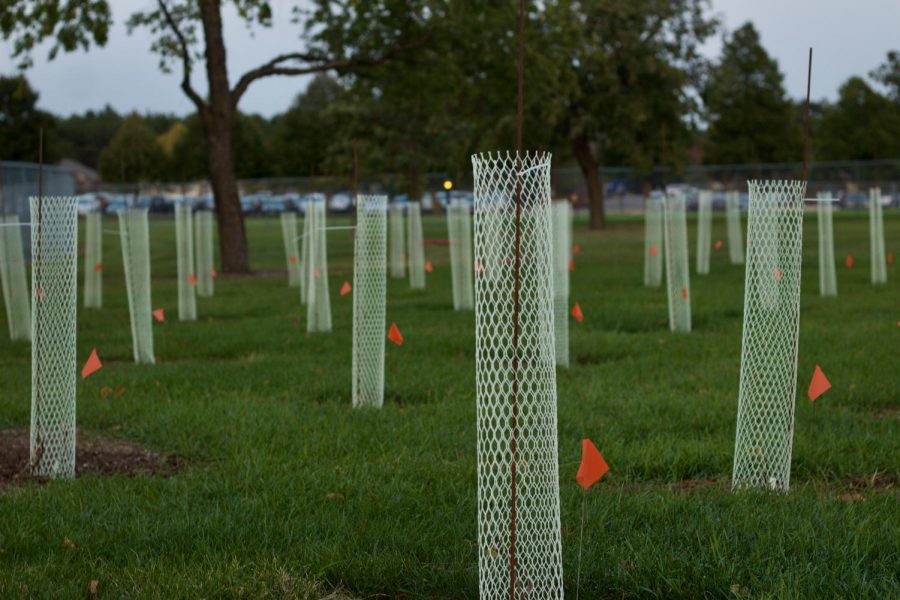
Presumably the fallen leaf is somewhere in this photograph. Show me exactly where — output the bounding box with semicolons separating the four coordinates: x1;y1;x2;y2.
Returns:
62;537;76;550
89;580;99;599
324;492;345;502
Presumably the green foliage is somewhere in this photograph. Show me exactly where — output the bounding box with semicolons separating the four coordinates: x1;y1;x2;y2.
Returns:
702;22;801;165
0;0;111;67
98;113;166;182
53;105;122;168
168;112;274;181
0;74;57;162
870;50;900;104
816;77;900;161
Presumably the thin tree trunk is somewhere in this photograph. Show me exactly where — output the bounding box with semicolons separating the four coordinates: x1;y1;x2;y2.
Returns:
199;0;249;273
572;133;605;230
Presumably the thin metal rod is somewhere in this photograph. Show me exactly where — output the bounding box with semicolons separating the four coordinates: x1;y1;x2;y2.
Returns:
803;48;813;182
32;128;45;470
576;490;587;600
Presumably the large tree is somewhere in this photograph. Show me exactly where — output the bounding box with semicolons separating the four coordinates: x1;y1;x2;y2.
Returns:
870;50;900;104
1;1;425;272
702;22;800;165
0;75;57;163
816;77;900;161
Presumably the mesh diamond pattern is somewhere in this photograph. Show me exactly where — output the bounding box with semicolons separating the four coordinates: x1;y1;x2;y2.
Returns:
195;210;215;297
732;180;806;492
0;214;32;340
407;202;426;289
663;194;691;332
118;208;155;364
389;203;406;279
83;212;102;308
696;191;712;275
551;201;571;368
472;151;563;599
29;196;78;478
306;199;332;333
281;212;303;289
726;190;745;265
175;204;196;321
817;192;837;296
643;196;663;287
352;195;387;408
448;200;474;310
869;188;887;284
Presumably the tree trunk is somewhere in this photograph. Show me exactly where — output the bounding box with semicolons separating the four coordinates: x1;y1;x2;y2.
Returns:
572;133;606;230
199;1;249;273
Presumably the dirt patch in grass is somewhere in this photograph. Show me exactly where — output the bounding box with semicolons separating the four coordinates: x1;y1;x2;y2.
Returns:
838;472;898;492
872;407;900;419
0;428;182;491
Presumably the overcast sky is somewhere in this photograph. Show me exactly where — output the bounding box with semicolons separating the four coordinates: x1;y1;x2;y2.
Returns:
1;0;898;118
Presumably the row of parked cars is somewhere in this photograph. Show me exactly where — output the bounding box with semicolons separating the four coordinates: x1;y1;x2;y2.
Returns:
662;185;897;211
76;189;478;216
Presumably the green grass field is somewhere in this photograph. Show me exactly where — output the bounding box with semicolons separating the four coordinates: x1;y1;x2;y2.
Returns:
0;208;898;598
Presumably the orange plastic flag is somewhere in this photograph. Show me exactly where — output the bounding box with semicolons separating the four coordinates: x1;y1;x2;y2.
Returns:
576;439;609;490
568;258;575;272
681;286;688;300
387;322;404;345
888;251;895;265
152;308;165;323
81;348;103;379
94;263;103;272
571;303;583;322
774;269;783;282
210;267;218;279
289;255;298;264
845;255;854;269
340;281;352;296
807;365;831;401
474;259;484;274
572;244;581;255
425;261;433;273
714;240;723;250
648;245;658;257
188;273;197;286
35;288;45;300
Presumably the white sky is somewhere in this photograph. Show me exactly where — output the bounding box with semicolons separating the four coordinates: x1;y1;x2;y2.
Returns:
1;0;898;118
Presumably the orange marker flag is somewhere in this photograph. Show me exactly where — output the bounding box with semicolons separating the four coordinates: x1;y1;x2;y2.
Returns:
81;348;103;379
807;365;831;402
94;263;103;272
289;255;298;264
152;308;165;323
568;258;575;272
845;255;854;269
387;322;404;345
340;281;352;296
572;244;581;255
887;251;894;265
648;245;658;257
425;261;433;273
681;286;689;300
714;240;723;250
209;267;218;279
774;269;783;282
576;439;609;490
35;288;45;300
571;303;583;322
188;273;197;286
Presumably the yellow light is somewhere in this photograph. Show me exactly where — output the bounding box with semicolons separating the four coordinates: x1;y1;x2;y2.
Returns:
443;180;453;191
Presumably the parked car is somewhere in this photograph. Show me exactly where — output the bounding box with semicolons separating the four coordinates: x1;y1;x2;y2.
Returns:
329;192;354;213
76;194;100;215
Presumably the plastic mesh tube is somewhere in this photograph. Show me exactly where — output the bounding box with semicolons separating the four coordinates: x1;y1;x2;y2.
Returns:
407;202;426;289
817;192;837;296
119;208;155;364
299;209;312;303
726;190;745;265
83;212;102;308
472;151;564;599
29;196;78;478
175;204;197;320
551;201;571;367
643;196;663;287
732;180;806;492
306;199;332;332
696;190;712;275
281;211;302;288
663;194;691;332
352;195;387;408
194;210;215;297
0;215;32;341
389;203;406;279
448;200;474;310
869;187;887;284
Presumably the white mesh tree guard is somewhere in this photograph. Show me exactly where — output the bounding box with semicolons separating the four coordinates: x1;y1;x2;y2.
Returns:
29;196;78;478
551;201;571;368
696;190;712;275
352;195;387;408
732;180;806;492
643;196;663;287
299;209;312;303
119;208;155;364
407;202;426;289
281;211;303;289
726;190;745;265
448;200;474;310
817;192;837;297
306;199;332;333
869;187;887;284
194;209;215;297
472;151;564;599
175;204;197;321
0;215;32;341
83;212;102;308
663;194;691;332
389;203;406;279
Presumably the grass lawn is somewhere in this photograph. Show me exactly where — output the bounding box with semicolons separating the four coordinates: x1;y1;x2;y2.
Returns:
0;207;897;598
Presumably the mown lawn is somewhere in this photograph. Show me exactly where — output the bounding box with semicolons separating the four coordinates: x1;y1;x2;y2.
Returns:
0;207;897;598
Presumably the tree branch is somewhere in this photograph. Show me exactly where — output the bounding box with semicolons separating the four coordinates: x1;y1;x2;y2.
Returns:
157;0;207;113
